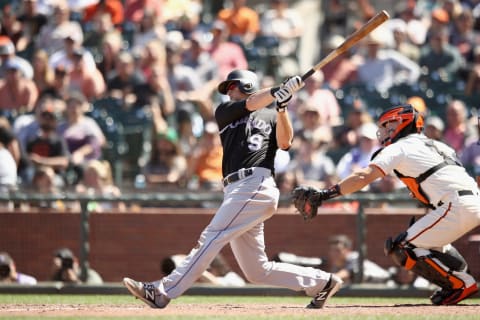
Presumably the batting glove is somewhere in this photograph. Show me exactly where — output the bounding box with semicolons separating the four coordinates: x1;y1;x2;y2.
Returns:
282;76;304;93
274;87;292;110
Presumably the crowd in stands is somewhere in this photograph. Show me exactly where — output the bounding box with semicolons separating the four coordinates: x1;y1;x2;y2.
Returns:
0;0;479;212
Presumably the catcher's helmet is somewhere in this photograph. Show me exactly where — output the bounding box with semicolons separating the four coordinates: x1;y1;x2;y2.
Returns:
377;104;424;146
218;69;259;95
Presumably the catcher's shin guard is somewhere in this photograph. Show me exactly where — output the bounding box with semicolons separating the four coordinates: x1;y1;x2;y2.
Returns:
384;234;469;290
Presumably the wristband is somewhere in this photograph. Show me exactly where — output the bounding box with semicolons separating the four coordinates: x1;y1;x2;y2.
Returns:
276;106;287;113
326;184;342;199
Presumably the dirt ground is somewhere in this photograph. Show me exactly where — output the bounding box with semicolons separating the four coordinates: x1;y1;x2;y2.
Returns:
1;303;480;317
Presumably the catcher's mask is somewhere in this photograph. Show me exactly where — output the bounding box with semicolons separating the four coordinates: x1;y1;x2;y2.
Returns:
218;69;259;95
376;104;424;147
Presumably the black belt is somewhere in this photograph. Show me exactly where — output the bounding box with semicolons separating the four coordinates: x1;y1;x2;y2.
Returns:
458;190;475;197
223;168;254;187
436;190;478;208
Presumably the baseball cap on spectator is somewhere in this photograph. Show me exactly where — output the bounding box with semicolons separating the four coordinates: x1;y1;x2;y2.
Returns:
3;59;21;71
211;19;227;32
387;18;407;34
158;127;179;144
54;247;74;260
165;30;184;52
432;8;449;24
406;20;427;45
357;122;378;140
204;121;219;134
66;90;87;106
326;34;345;50
299;103;321;115
0;252;12;266
425;116;445;132
60;28;83;45
407;96;427;114
0;36;14;55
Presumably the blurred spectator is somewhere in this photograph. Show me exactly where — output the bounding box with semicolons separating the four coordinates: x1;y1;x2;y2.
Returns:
419;26;465;82
57;91;106;183
450;8;478;69
0;59;38;113
207;19;248;80
137;39;167;84
182;33;219;83
32;49;55;93
68;48;106;101
124;0;163;24
106;50;145;102
321;34;359;90
425;7;451;42
295;103;332;146
356;27;421;93
295;71;342;127
142;127;187;188
386;18;420;62
130;8;165;54
460;120;480;180
75;159;125;212
186;121;223;191
0;3;27;51
16;0;48;59
48;36;97;74
424;115;445;141
288;130;337;189
0;252;37;285
275;170;300;195
28;165;69;211
259;0;303;77
336;122;379;183
24;104;69;186
35;0;84;55
133;62;175;119
0;35;34;79
51;247;103;284
443;99;478;154
334;102;374;151
327;234;391;285
95;30;123;80
465;45;480;96
0;116;22;168
40;65;71;100
13;95;66;157
83;12;117;58
217;0;259;45
83;0;125;27
0;122;18;193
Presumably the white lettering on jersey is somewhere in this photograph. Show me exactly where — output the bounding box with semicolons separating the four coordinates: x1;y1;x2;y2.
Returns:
248;134;264;151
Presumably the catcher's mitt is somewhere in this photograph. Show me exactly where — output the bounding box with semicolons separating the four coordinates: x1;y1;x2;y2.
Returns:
291;186;326;220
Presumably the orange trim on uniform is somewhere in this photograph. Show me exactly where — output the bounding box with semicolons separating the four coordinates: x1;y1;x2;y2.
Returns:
424;258;465;289
408;202;452;243
369;164;386;176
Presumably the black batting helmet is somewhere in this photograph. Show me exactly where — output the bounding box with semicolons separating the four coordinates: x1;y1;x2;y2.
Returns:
218;69;259;95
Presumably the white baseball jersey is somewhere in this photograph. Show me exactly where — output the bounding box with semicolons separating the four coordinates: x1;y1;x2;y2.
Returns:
371;133;480;249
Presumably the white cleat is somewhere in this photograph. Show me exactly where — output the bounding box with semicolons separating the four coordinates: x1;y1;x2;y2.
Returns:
123;277;170;309
306;274;343;309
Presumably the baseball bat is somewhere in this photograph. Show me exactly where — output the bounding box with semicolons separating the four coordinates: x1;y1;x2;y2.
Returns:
301;10;390;81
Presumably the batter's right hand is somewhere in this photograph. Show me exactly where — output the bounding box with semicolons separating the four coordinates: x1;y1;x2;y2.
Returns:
274;87;292;108
282;76;304;93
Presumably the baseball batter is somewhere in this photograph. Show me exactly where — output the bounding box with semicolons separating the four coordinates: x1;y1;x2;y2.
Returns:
124;69;342;309
293;104;480;305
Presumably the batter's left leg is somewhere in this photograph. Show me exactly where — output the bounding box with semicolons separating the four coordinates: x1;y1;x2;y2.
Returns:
230;223;338;300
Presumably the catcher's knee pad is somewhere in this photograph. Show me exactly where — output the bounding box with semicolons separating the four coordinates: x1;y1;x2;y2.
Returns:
384;233;465;290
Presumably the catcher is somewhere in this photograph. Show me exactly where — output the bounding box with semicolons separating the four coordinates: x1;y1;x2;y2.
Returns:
292;104;480;305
